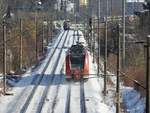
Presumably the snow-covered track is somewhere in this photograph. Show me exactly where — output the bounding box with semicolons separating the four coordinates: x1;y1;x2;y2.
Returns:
64;79;87;113
6;31;68;113
50;76;62;113
36;31;69;113
19;31;69;113
0;30;119;113
36;73;62;113
64;81;71;113
80;79;87;113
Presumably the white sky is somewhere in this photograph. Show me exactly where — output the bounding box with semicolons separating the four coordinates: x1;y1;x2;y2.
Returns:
127;0;145;2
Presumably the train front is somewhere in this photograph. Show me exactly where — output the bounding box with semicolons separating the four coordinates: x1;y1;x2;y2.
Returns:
65;44;89;80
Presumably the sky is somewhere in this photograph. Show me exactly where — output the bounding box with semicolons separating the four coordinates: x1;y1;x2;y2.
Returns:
127;0;145;2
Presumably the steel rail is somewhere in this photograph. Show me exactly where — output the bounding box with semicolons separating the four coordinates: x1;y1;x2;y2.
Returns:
38;30;75;113
64;81;71;113
64;29;77;113
19;31;68;113
59;30;76;113
80;79;87;113
36;31;69;113
50;72;64;113
49;30;76;113
7;31;66;113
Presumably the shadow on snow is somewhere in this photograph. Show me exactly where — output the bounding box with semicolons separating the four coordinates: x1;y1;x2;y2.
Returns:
9;74;70;87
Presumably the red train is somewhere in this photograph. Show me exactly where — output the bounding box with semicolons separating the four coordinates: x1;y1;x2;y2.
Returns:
65;43;89;80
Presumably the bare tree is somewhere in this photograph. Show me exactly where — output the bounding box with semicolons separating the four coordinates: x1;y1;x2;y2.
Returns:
0;0;5;21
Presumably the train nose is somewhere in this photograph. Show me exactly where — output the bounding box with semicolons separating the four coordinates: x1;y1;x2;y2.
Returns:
73;68;81;80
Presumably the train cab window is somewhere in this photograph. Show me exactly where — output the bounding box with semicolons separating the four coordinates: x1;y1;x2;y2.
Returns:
70;45;85;70
70;56;84;69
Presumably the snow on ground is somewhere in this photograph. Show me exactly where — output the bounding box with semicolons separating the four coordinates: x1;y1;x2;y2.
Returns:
77;30;115;113
121;87;145;113
84;54;115;113
105;68;145;113
0;30;63;113
0;29;145;113
78;30;145;113
101;71;145;113
84;30;145;112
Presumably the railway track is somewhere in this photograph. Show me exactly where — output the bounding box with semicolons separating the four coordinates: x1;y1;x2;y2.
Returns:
47;30;76;113
64;79;87;113
20;31;68;113
48;30;77;113
36;31;69;113
7;31;68;113
64;81;71;113
64;30;87;113
49;30;87;113
0;29;120;113
7;30;87;113
80;79;86;113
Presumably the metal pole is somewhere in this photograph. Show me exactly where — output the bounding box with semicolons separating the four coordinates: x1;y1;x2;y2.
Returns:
46;19;49;46
3;21;7;95
89;18;92;52
56;0;59;20
104;20;108;95
50;19;53;43
76;0;79;14
88;0;92;52
110;0;113;16
88;0;92;17
116;24;120;113
122;0;126;68
77;30;79;42
97;0;100;76
93;19;95;63
76;0;79;24
103;0;108;95
42;21;44;54
64;0;67;20
73;0;75;22
35;11;38;62
19;18;23;69
146;35;150;113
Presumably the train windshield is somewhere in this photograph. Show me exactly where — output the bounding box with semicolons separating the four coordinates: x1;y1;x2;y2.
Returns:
70;45;85;69
70;56;84;69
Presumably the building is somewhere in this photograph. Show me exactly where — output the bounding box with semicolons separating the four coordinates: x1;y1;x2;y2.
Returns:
80;0;88;6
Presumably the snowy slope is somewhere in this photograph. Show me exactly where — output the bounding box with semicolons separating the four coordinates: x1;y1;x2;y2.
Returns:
122;87;145;113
